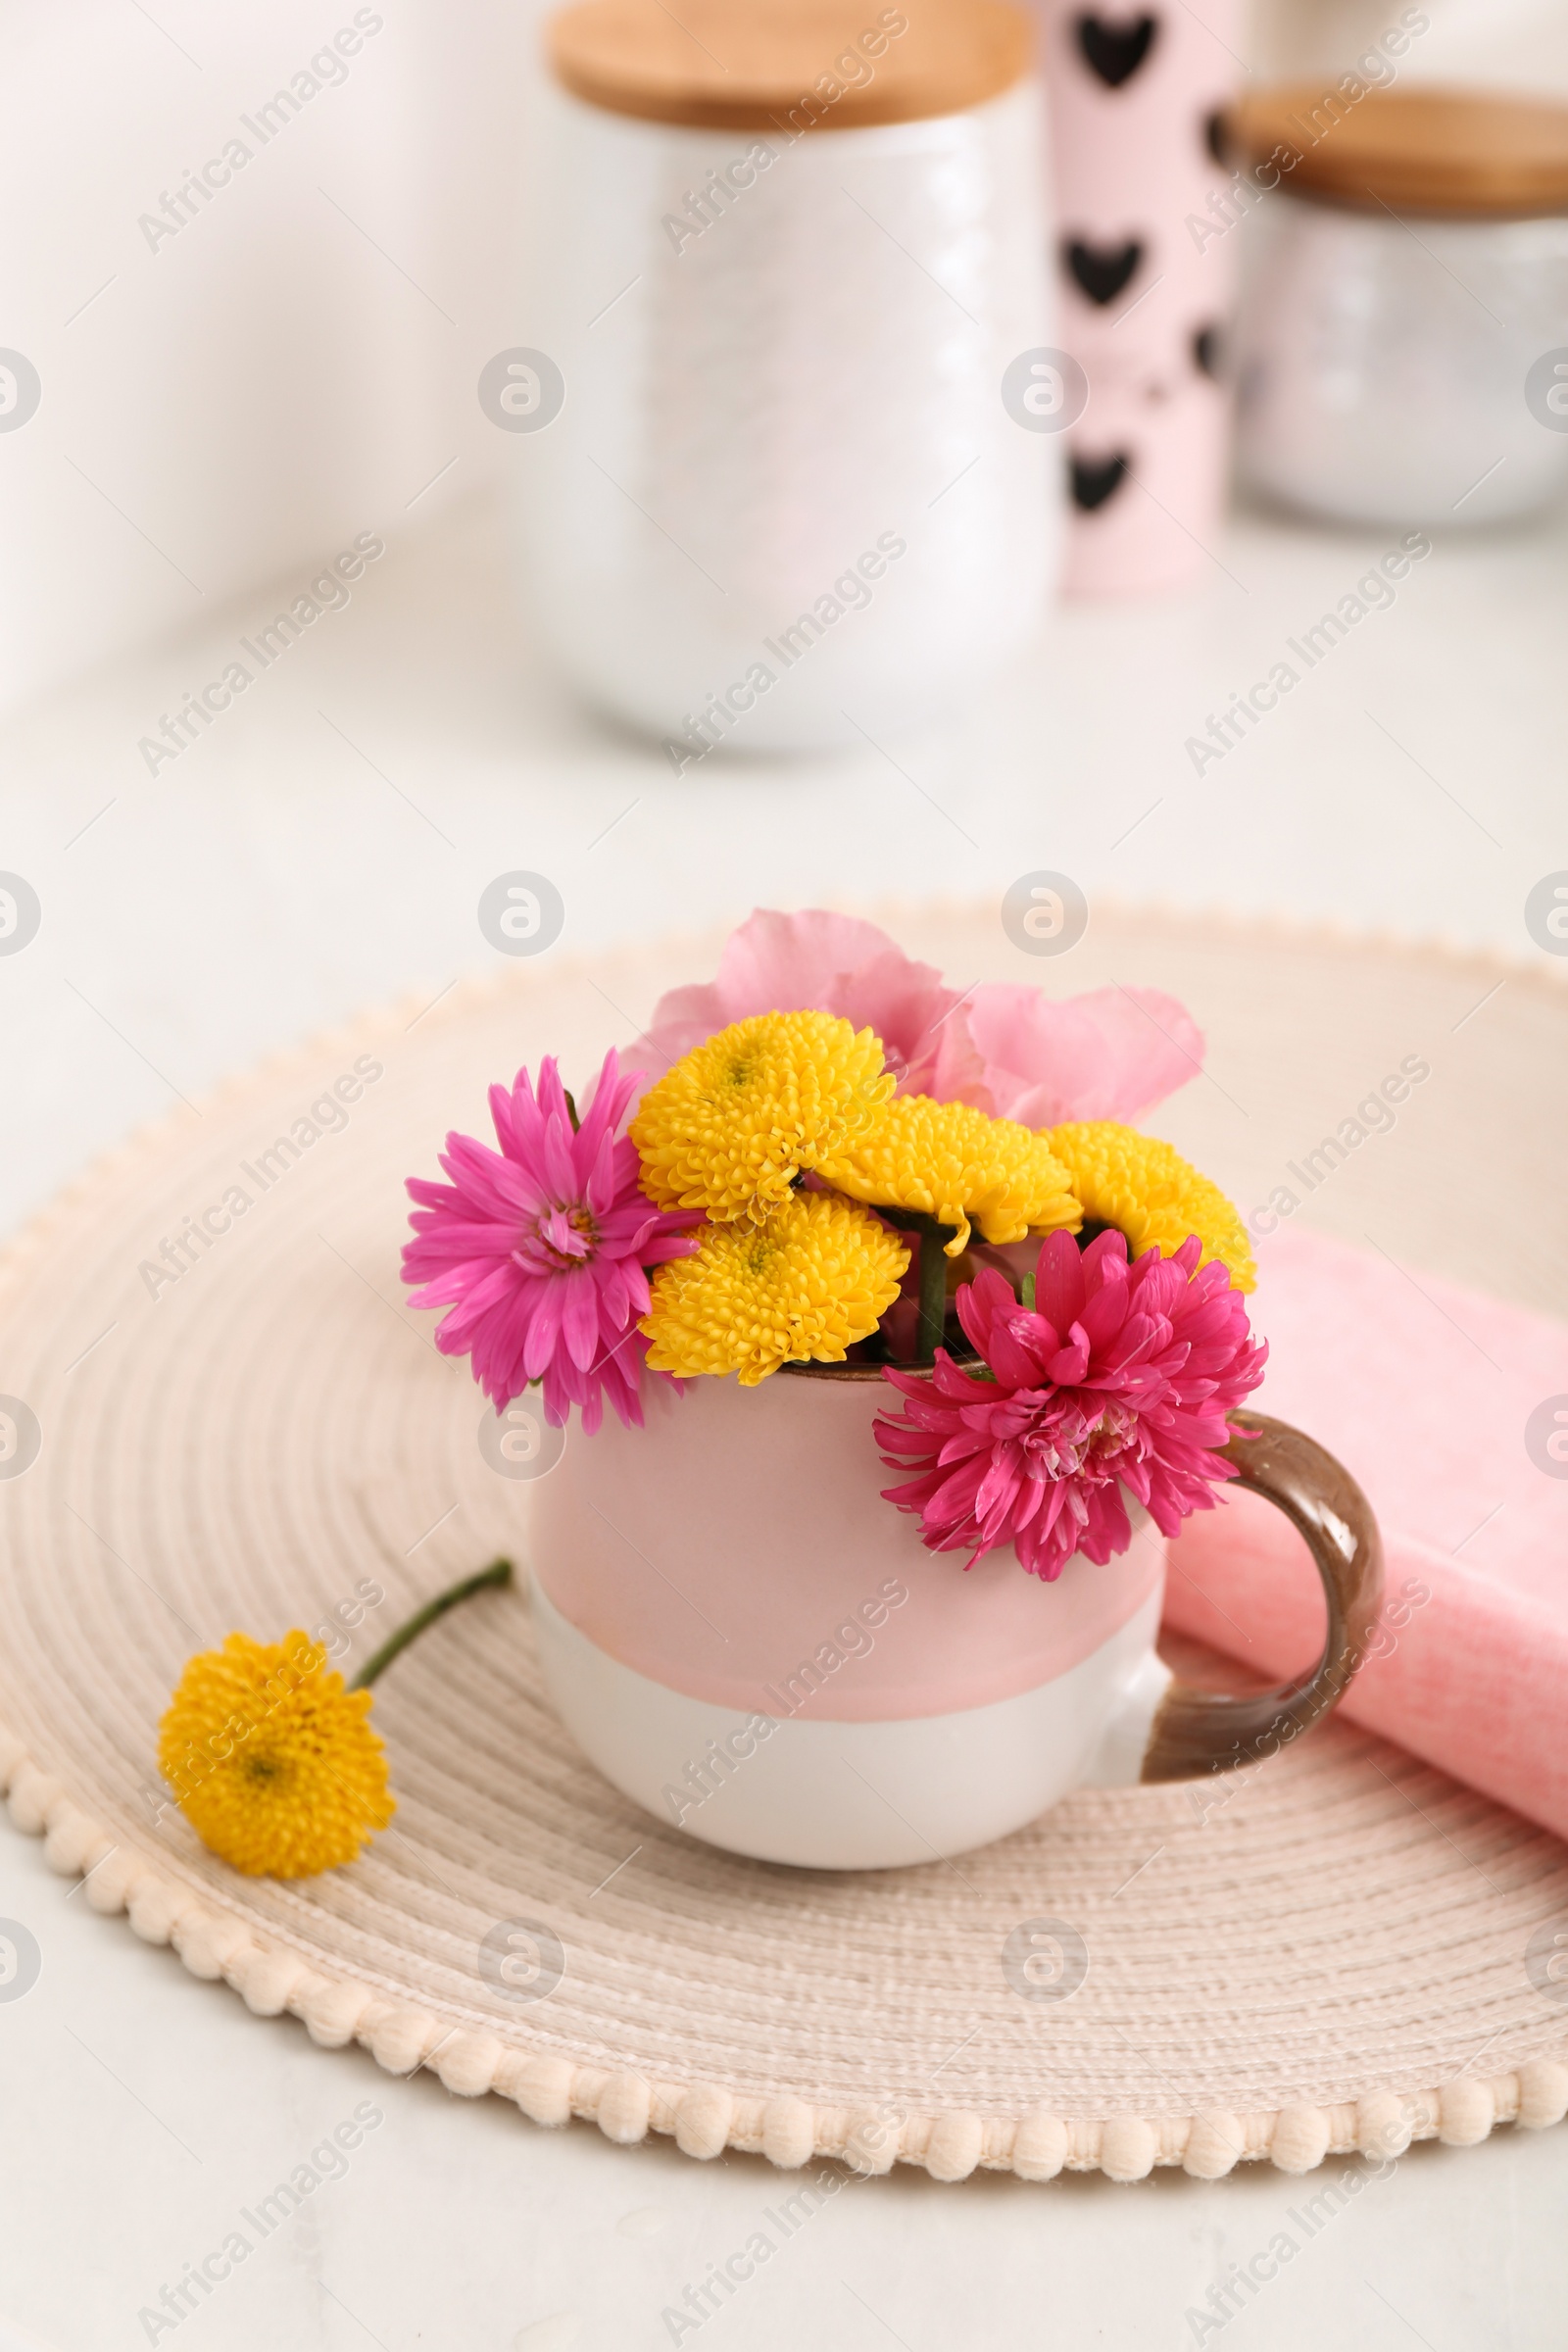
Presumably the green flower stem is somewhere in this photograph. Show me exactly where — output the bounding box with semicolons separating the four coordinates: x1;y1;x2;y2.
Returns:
872;1206;962;1366
350;1559;514;1690
916;1225;950;1365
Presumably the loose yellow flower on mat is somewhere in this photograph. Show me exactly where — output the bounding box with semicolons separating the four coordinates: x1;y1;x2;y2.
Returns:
1047;1121;1256;1292
158;1561;513;1879
641;1190;908;1383
631;1009;895;1223
816;1095;1081;1256
158;1632;392;1878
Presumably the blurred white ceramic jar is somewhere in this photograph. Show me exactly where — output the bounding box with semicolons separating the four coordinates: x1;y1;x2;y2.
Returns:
511;0;1057;757
1231;86;1568;527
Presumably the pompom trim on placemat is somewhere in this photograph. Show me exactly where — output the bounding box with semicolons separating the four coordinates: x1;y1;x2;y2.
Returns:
7;1730;1567;2180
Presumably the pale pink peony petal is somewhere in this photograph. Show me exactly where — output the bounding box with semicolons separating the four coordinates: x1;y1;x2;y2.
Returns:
964;983;1205;1127
641;907;990;1104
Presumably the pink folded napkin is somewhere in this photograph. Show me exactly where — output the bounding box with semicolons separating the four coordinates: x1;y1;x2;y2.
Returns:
1165;1225;1568;1840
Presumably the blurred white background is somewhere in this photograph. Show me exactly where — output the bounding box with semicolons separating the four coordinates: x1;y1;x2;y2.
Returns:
3;0;1566;710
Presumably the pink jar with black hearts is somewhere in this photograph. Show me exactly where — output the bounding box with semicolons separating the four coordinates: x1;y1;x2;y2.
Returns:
1031;0;1241;593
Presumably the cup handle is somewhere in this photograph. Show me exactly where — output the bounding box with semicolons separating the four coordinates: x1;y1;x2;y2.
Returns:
1141;1410;1384;1784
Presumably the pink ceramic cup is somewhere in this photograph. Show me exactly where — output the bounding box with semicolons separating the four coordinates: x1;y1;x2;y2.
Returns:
528;1366;1380;1868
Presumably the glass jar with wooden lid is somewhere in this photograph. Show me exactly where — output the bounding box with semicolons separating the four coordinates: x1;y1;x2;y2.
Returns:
507;0;1057;756
1226;85;1568;526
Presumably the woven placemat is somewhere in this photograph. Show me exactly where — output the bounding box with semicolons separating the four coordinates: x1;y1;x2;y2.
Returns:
3;904;1567;2181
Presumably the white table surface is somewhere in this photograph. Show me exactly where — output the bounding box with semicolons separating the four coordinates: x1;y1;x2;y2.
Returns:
2;489;1566;2352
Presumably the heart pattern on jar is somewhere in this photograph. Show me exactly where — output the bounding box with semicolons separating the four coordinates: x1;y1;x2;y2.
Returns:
1064;237;1144;305
1074;13;1160;89
1045;0;1236;586
1070;453;1130;511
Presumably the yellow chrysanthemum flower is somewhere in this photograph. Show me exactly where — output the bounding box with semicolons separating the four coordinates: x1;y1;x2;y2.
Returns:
631;1010;895;1223
641;1190;908;1384
816;1095;1082;1256
159;1631;393;1878
1048;1121;1256;1292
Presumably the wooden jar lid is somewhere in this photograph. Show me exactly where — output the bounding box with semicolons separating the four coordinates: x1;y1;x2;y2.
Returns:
1228;84;1568;219
548;0;1033;131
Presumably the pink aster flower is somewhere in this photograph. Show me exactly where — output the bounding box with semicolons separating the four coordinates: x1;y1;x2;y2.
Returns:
402;1049;697;1433
876;1228;1266;1581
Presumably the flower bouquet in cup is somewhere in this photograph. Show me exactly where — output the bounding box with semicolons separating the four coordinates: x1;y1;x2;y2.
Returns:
402;911;1380;1869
